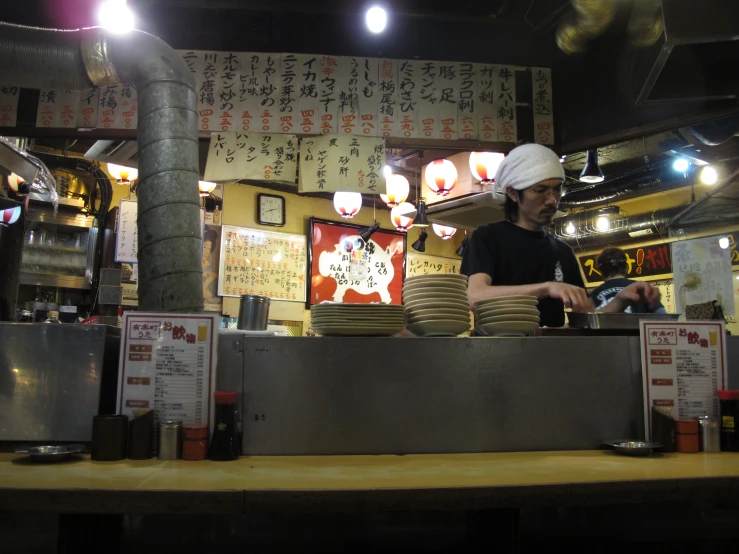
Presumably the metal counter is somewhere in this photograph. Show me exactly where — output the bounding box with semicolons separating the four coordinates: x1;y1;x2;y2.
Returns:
218;336;648;456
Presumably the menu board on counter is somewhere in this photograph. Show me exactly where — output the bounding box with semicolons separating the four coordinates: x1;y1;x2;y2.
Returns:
218;225;307;302
116;313;218;432
406;253;461;277
640;320;728;440
673;235;735;316
308;218;406;305
203;131;298;184
299;134;385;194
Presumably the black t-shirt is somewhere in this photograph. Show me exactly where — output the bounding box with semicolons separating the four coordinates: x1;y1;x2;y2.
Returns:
461;221;585;327
589;277;665;313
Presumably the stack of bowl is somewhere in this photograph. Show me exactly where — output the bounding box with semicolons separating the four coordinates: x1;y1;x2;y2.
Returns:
310;303;405;336
473;295;540;336
403;274;471;337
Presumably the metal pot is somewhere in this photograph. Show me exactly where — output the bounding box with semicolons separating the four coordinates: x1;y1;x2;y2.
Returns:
237;295;271;331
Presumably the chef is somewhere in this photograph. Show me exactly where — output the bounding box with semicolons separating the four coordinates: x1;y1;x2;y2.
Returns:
461;143;660;327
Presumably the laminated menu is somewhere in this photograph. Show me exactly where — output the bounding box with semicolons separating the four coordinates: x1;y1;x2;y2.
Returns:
640;320;728;440
116;313;218;433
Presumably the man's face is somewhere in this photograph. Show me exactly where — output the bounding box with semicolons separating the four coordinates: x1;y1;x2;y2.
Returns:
507;178;563;226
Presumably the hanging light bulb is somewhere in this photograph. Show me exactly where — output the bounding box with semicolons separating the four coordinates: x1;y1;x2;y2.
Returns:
579;150;604;183
98;0;135;34
0;206;22;226
595;215;610;232
380;174;409;207
107;163;139;185
564;221;576;235
424;159;458;196
411;229;428;252
469;152;505;184
700;165;718;185
432;223;457;240
198;181;217;197
391;202;415;232
333;191;362;219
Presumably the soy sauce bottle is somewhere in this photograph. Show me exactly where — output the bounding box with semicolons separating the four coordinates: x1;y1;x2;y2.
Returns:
208;391;240;461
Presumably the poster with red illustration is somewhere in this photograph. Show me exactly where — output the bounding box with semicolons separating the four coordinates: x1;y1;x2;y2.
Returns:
308;218;406;306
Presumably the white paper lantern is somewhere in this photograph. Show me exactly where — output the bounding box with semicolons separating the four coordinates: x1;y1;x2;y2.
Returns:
380;174;410;207
199;181;217;197
469;152;505;183
390;202;415;232
432;223;457;240
333;191;362;219
1;206;22;226
107;163;138;184
425;159;458;196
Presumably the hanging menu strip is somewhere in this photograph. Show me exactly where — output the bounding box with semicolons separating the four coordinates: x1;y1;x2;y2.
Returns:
115;199;138;264
203;131;298;183
640;320;728;440
0;85;19;128
217;225;307;302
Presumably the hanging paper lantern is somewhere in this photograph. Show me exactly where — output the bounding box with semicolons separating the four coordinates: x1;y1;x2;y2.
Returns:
390;202;415;232
199;181;217;197
7;173;28;194
424;159;457;196
1;206;22;226
380;174;410;207
333;191;362;219
107;163;138;185
432;223;457;240
469;152;505;183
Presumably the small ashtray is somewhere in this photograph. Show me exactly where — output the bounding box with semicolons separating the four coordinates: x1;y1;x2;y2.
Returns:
612;441;662;457
14;444;86;463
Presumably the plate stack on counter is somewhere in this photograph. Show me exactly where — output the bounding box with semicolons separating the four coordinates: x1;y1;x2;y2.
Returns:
473;295;540;336
310;303;405;336
403;274;471;337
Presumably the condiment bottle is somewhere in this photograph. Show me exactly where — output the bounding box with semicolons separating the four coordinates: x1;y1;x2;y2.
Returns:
208;391;240;461
182;425;208;461
717;390;739;452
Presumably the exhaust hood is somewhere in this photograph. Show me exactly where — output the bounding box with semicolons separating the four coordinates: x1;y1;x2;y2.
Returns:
425;191;506;230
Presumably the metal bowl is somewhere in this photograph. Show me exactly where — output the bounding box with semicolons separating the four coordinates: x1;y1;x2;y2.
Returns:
15;444;86;463
613;441;662;457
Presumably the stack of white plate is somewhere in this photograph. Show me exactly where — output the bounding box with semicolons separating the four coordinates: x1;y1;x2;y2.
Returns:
310;303;405;336
403;274;471;337
473;295;540;336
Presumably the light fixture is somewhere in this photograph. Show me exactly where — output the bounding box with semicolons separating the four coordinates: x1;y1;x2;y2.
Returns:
382;165;392;179
564;221;576;235
7;173;29;194
469;152;505;184
456;234;469;257
333;191;362;219
579;150;604;183
595;216;610;232
672;158;690;172
412;198;429;227
0;206;21;226
380;174;409;207
424;159;458;196
411;229;428;252
432;223;457;240
700;165;718;185
359;220;381;243
391;202;415;232
199;180;216;197
719;237;730;249
365;5;387;33
107;163;138;185
98;0;135;34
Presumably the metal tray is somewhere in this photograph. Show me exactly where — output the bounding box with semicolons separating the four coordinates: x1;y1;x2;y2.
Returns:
567;312;680;330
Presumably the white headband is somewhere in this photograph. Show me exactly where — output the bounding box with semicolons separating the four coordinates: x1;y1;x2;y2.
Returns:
493;144;565;196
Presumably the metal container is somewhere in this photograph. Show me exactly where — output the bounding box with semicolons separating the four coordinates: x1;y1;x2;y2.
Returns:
567;312;681;330
158;420;182;460
238;294;271;331
698;416;721;453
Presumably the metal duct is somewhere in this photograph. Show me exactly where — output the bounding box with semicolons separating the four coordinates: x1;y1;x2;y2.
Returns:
555;0;617;55
0;22;203;313
561;207;682;248
688;115;739;146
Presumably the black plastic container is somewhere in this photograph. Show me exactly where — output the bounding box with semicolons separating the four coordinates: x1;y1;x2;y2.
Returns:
208;391;240;461
718;390;739;452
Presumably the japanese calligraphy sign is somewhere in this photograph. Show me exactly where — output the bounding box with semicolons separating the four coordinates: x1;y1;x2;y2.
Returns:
115;200;139;263
378;59;399;138
218;51;240;132
298;134;386;194
495;65;517;143
406;253;461;277
0;85;19;128
218;225;307;302
308;218;406;306
640;320;727;440
532;67;554;145
672;235;735;317
77;89;99;129
36;89;79;128
117;313;218;436
115;85;138;130
204;131;298;184
296;54;320;134
579;243;674;284
476;64;497;142
458;63;478;140
397;60;420;138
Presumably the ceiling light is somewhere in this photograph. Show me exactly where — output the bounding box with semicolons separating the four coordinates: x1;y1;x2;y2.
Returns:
469;152;504;184
579;150;604;183
107;163;138;185
390;202;414;232
700;165;718;185
425;159;458;196
672;158;690;172
411;229;428;252
595;215;610;232
199;181;216;197
564;221;576;235
365;5;387;33
333;191;362;219
380;174;409;207
412;198;429;227
455;235;469;257
98;0;135;34
432;223;457;240
719;237;730;249
359;220;381;243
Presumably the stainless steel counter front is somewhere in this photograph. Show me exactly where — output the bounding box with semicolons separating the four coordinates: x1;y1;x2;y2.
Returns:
217;336;654;456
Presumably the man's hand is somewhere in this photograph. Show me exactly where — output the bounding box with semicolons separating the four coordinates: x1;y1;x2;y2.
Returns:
547;282;593;312
615;281;661;310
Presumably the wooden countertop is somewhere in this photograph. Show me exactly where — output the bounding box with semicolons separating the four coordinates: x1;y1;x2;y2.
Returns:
1;451;738;514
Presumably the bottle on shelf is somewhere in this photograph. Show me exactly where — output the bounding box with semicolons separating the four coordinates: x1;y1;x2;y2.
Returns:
44;311;63;324
208;391;240;461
